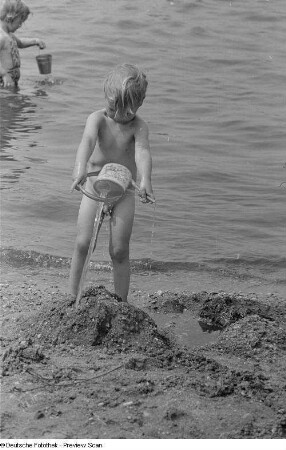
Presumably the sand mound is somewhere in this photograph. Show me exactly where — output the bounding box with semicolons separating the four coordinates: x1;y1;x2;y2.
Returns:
214;314;286;358
19;286;171;352
198;292;279;329
2;338;46;376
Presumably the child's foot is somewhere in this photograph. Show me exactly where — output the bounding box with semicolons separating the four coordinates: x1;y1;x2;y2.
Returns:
112;293;127;303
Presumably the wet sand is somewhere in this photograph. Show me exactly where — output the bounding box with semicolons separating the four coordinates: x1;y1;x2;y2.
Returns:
1;260;286;439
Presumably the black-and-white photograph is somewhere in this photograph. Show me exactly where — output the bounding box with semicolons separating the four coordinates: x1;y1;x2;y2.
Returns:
1;0;285;446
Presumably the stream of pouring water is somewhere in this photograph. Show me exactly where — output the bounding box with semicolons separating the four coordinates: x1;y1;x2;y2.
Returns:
75;198;107;308
149;201;157;266
141;200;157;274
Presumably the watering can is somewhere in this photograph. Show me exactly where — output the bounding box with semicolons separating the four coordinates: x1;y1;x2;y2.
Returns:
78;163;154;204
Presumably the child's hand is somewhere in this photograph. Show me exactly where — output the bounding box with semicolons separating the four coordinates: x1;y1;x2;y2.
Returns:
1;73;14;88
70;166;87;192
138;182;155;204
70;176;85;193
36;40;46;50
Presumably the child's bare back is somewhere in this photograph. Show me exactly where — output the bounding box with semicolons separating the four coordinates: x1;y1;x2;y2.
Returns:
0;28;19;73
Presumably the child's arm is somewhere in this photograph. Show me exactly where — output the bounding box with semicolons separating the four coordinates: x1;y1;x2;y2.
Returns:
134;119;155;203
13;35;46;49
70;113;99;192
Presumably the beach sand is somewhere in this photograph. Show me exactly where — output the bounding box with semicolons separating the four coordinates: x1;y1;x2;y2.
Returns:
1;259;286;439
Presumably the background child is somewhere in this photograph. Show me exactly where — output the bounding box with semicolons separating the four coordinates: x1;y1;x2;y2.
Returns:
69;63;155;302
0;0;46;88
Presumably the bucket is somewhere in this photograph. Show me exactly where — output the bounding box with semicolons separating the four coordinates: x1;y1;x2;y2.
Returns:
36;54;52;74
93;163;132;199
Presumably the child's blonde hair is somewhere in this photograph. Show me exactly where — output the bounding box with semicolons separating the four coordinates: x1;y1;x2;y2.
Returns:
104;63;148;115
0;0;30;23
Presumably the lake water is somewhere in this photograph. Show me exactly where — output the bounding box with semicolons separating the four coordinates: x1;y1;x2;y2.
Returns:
1;0;286;291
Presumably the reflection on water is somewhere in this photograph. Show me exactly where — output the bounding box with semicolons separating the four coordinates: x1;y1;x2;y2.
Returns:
35;76;64;87
1;91;38;148
0;90;42;189
148;309;220;350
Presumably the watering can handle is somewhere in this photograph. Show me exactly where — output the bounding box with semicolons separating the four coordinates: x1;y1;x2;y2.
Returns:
131;180;155;204
76;172;155;204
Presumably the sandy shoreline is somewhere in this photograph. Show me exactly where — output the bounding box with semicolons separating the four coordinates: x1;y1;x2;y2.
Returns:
1;260;286;440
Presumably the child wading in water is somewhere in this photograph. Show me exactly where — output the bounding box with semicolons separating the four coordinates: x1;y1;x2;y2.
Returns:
0;0;46;88
69;63;155;302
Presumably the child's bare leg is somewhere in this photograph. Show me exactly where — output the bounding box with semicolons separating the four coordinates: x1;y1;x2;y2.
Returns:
109;192;135;302
69;195;98;297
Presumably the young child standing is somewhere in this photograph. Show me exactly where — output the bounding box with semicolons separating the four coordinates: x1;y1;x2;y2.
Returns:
0;0;46;88
69;63;155;302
